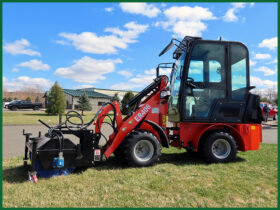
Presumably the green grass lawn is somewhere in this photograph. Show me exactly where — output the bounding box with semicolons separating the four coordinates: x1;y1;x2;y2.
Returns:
3;111;110;125
2;144;277;208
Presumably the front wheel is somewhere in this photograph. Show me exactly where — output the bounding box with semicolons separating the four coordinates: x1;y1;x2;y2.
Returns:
122;130;161;167
273;113;277;120
11;106;17;111
202;132;237;163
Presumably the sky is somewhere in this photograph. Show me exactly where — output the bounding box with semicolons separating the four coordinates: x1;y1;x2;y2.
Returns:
2;2;278;92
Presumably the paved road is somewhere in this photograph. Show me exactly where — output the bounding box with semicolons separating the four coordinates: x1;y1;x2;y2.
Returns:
2;124;278;158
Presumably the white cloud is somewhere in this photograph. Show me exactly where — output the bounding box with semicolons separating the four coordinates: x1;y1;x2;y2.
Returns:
56;40;69;45
254;66;276;76
17;59;50;71
258;37;278;50
110;82;143;90
249;3;255;7
119;3;161;18
58;21;148;54
250;76;277;89
223;3;246;22
253;53;271;60
74;84;94;89
111;68;171;90
12;68;20;72
3;76;52;91
250;60;257;67
54;56;122;84
3;38;41;56
155;6;216;38
267;58;278;64
105;7;114;12
117;70;133;78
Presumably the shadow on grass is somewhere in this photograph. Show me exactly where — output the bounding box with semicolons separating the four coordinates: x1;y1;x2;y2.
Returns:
3;152;246;183
94;152;246;171
2;165;29;184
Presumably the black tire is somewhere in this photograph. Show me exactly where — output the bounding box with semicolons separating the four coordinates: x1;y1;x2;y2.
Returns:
273;114;277;120
11;106;17;111
33;106;39;111
201;132;237;163
122;130;161;167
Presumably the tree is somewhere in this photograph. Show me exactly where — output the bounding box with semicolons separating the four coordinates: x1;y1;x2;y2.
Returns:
121;91;135;115
110;93;120;103
25;97;31;101
46;82;66;115
3;97;7;102
7;97;12;102
76;93;92;115
14;97;18;100
260;97;269;103
35;96;40;102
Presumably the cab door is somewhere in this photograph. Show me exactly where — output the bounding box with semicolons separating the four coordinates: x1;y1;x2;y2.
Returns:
182;42;227;121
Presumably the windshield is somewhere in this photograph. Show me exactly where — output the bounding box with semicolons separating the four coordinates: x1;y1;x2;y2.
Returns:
168;52;187;122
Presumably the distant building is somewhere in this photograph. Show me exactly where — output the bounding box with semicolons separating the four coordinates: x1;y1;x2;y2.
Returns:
44;87;139;112
80;88;138;101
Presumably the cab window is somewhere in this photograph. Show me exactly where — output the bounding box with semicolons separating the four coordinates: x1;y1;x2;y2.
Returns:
231;43;248;100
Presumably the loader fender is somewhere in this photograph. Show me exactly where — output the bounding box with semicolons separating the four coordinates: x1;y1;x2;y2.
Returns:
143;120;169;148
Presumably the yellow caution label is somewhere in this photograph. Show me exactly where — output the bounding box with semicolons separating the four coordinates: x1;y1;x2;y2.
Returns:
162;115;166;126
251;126;255;130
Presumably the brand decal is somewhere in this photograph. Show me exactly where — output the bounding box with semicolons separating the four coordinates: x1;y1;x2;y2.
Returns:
134;104;151;122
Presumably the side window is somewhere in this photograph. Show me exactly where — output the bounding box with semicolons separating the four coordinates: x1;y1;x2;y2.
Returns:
188;60;203;82
209;60;222;82
231;44;248;100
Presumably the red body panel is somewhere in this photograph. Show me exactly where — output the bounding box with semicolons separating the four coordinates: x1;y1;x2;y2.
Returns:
178;123;262;151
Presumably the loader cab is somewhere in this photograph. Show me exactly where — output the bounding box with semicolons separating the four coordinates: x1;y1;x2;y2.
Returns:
168;37;253;123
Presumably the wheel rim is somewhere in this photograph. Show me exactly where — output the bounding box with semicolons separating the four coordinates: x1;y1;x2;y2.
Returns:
134;140;154;162
211;139;231;159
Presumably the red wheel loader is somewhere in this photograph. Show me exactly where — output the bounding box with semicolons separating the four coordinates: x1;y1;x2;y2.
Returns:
23;36;262;182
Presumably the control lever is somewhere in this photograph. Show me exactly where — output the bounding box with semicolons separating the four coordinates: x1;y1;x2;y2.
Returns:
38;119;51;128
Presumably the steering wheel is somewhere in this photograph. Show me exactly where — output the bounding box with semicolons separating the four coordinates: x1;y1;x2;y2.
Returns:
186;77;197;89
186;77;194;83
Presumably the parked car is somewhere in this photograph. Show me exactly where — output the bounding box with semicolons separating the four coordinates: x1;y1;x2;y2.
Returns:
3;100;21;108
260;102;278;120
7;100;43;111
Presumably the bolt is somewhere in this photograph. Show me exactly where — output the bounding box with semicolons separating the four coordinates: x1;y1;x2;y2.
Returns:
122;127;126;132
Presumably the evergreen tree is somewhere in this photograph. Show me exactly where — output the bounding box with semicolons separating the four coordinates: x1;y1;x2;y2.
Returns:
76;93;92;115
110;93;120;103
25;97;31;101
46;82;66;115
35;96;40;102
7;97;12;102
121;91;135;115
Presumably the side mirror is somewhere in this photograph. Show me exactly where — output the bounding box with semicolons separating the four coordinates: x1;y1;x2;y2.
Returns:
159;40;175;57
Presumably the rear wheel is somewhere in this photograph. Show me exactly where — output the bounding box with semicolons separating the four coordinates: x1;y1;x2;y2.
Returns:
122;130;161;167
202;132;237;163
33;106;39;111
